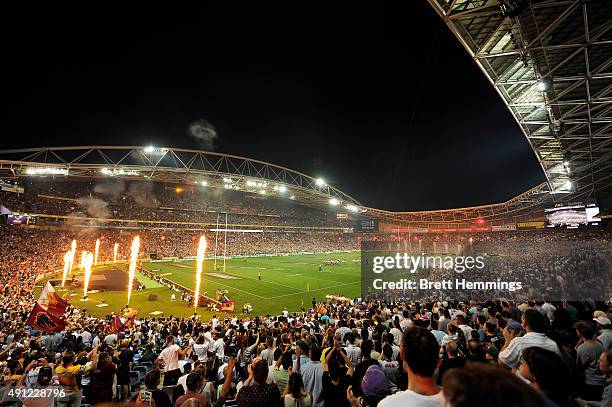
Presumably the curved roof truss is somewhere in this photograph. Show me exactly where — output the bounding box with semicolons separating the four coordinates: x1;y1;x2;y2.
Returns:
0;146;361;210
427;0;612;204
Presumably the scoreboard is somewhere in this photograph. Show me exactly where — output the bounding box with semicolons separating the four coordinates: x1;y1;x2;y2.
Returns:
355;218;379;233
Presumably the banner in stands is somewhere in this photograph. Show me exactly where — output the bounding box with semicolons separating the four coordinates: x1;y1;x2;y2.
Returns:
220;301;235;312
491;224;517;231
517;221;545;230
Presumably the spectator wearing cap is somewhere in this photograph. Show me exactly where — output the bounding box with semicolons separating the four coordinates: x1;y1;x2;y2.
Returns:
353;340;379;397
594;315;612;352
350;364;389;407
379;327;444;407
499;309;560;369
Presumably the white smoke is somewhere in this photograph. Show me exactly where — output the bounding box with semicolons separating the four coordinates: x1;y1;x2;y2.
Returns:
93;179;125;197
77;197;111;219
189;119;218;150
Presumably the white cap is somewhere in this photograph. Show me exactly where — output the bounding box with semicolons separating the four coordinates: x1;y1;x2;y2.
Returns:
594;316;611;326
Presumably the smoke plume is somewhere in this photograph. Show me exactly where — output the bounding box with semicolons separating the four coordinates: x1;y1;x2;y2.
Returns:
127;182;159;208
188;119;218;150
93;179;125;197
77;197;111;219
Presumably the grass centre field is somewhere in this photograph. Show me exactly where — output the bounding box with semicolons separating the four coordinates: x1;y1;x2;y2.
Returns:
47;252;361;319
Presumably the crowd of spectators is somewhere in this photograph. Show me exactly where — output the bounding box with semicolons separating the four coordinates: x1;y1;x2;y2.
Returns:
0;179;353;229
0;179;611;406
0;294;610;406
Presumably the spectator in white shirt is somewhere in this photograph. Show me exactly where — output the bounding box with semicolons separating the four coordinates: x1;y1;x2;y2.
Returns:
498;309;559;369
378;327;445;407
344;332;361;366
155;335;190;386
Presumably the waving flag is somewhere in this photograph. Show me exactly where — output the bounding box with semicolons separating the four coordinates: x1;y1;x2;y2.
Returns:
38;282;69;318
26;303;67;332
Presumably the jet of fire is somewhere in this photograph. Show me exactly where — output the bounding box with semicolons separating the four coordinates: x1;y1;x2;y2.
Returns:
80;251;86;269
61;251;71;287
82;251;94;297
193;235;207;312
113;243;119;263
94;239;100;265
68;239;77;273
127;236;140;304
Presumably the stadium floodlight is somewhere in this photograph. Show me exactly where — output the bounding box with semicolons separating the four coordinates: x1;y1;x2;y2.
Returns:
223;177;233;183
346;204;359;212
290;195;296;200
329;198;340;206
537;77;553;92
259;189;266;195
101;167;139;176
143;146;168;155
201;180;208;186
25;167;69;176
315;178;326;187
278;185;287;193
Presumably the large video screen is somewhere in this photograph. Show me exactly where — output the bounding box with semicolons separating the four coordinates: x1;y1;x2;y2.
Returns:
355;218;379;233
545;203;601;227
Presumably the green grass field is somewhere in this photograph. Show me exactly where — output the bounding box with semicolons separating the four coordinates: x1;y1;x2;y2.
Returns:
46;252;361;319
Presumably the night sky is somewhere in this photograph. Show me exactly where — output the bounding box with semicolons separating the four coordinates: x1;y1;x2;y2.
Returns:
4;3;545;212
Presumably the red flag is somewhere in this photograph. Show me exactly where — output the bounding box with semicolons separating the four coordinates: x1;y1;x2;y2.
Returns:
107;308;139;333
107;314;124;334
26;303;67;332
38;282;69;319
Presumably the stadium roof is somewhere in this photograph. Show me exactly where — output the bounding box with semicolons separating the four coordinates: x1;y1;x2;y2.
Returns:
0;146;362;211
0;145;551;225
427;0;612;204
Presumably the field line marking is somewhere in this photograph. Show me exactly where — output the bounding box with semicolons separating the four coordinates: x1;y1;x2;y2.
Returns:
266;281;360;299
263;267;356;284
200;276;267;299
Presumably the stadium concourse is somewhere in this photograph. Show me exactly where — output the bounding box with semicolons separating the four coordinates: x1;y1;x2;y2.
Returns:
0;176;611;407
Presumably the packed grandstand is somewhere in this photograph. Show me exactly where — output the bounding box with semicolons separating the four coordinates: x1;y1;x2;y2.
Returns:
0;161;610;407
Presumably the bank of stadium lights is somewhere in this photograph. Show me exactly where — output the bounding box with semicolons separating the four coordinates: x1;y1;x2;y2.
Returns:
223;177;233;183
100;168;140;176
315;178;326;187
200;180;208;186
329;197;340;206
246;180;268;188
25;167;69;176
345;204;359;213
273;185;287;193
143;146;168;155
